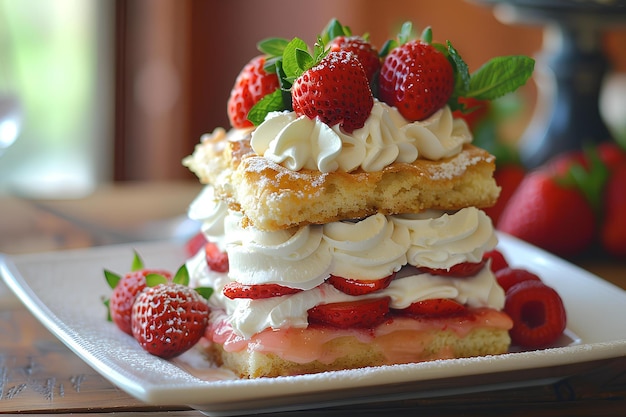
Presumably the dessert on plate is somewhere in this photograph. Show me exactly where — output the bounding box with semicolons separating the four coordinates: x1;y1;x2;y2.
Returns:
177;20;547;378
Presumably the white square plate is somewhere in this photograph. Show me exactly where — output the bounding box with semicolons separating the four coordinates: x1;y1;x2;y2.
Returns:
1;233;626;416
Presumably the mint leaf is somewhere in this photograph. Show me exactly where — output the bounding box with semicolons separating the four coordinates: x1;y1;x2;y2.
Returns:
257;37;289;57
248;89;285;126
447;41;470;96
322;18;350;44
282;37;310;80
295;48;314;72
467;55;535;101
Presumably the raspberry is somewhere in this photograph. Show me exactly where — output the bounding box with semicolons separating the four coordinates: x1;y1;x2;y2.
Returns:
504;280;566;348
495;267;542;293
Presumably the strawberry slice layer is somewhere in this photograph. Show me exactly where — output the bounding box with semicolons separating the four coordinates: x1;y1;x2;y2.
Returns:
307;297;391;329
223;282;303;300
418;260;486;278
327;273;395;296
399;298;468;318
205;242;229;273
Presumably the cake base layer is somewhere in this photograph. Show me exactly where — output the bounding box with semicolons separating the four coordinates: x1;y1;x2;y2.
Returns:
201;310;512;378
184;131;500;231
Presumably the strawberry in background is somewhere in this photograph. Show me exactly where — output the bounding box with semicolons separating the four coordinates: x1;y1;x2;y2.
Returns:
498;140;626;259
497;168;596;257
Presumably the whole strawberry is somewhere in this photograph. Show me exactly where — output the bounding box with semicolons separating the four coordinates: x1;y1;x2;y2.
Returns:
329;36;380;84
497;170;595;257
291;50;373;133
601;163;626;258
130;265;212;359
104;252;172;335
227;55;280;129
378;39;454;121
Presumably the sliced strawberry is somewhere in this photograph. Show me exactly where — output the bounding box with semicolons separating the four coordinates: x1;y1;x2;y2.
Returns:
185;231;207;257
205;242;229;273
418;260;486;278
504;280;567;348
307;297;390;329
495;267;542;293
222;282;303;299
327;273;395;296
482;249;509;273
399;298;467;317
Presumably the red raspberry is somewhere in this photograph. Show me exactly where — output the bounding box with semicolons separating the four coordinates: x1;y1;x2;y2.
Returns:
504;280;566;348
495;267;542;292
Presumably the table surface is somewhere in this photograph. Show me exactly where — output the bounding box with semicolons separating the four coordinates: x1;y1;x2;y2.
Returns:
1;181;625;416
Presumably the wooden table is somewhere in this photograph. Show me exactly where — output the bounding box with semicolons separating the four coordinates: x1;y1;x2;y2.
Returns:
1;182;625;416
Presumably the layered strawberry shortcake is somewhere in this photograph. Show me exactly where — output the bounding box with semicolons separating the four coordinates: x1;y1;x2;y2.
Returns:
182;20;535;378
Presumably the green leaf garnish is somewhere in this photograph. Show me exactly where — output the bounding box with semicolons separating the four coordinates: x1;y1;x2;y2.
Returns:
281;37;311;81
172;264;190;286
104;269;121;290
321;18;351;44
257;37;290;57
195;286;214;301
102;297;112;321
248;89;285;126
465;55;535;101
145;273;169;287
131;251;144;272
446;41;471;111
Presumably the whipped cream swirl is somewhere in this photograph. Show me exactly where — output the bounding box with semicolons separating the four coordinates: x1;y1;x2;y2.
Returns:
250;100;472;173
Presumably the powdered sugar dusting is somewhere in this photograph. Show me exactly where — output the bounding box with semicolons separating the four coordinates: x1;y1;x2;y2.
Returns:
428;152;487;180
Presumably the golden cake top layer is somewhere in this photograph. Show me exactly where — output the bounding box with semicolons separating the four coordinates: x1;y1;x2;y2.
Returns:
184;127;500;232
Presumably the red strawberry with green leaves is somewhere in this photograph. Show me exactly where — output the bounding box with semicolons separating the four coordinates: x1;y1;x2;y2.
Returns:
222;282;302;299
399;298;467;317
601;163;626;258
291;50;374;133
227;55;280;129
378;24;534;122
307;297;390;328
131;264;213;359
418;260;486;278
379;39;454;121
323;18;380;84
104;251;172;335
504;280;566;348
327;273;395;296
497;170;596;257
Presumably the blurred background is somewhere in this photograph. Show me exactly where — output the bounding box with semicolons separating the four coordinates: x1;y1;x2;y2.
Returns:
0;0;625;197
